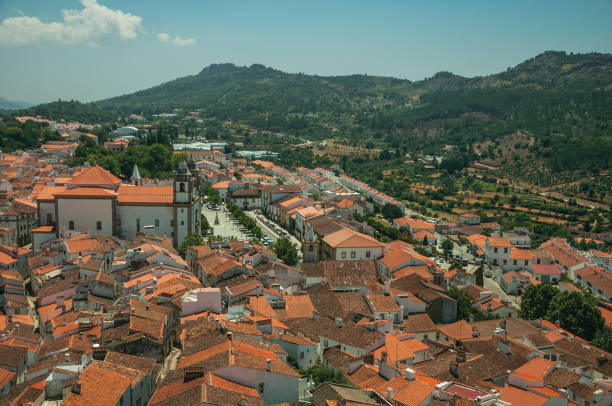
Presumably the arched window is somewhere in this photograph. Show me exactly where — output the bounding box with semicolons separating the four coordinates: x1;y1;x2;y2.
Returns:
180;182;185;192
68;221;74;230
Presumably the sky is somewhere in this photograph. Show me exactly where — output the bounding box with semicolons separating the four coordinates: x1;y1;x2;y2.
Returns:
0;0;611;104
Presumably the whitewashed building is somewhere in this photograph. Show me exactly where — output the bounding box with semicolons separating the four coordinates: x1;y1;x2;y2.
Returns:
34;162;201;248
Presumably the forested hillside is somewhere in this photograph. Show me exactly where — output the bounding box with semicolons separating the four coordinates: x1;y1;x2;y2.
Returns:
17;51;612;172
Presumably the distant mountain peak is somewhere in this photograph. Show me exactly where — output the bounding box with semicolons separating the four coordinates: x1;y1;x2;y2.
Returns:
197;63;242;76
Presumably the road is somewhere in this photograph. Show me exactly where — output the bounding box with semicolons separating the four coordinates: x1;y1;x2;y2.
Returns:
245;210;301;247
483;272;521;308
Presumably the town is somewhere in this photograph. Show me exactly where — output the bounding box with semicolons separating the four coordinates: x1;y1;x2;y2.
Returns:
0;116;610;406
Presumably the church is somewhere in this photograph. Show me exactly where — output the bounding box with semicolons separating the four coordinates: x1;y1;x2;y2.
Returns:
34;161;201;248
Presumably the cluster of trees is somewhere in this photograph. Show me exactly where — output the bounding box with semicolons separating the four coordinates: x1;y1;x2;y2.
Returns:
67;139;185;179
446;287;500;322
271;237;301;266
178;233;204;255
520;284;611;351
0;116;62;151
201;182;221;204
298;364;349;387
225;201;263;239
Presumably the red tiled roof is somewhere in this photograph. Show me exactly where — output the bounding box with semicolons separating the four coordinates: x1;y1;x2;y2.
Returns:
499;385;547;406
54;187;116;198
532;264;561;275
116;185;173;204
66;166;121;186
64;361;131;406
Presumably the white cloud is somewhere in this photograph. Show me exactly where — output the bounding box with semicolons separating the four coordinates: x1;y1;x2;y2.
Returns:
172;35;195;46
0;0;142;46
158;32;196;47
157;32;170;43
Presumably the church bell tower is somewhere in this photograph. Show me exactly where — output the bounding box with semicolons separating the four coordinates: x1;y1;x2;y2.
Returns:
303;226;319;263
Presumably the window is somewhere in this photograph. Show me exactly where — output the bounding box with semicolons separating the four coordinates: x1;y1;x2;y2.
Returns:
524;260;528;266
170;220;174;226
494;247;498;253
300;352;304;359
96;221;102;230
117;219;121;226
341;251;346;259
136;219;140;232
180;183;185;192
351;251;356;259
513;260;517;265
68;221;74;230
504;248;508;253
155;219;159;227
309;245;314;252
181;221;184;225
503;259;507;265
46;213;52;224
537;258;541;264
366;251;371;258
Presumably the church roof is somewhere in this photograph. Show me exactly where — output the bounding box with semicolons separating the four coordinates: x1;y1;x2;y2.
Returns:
117;185;174;204
66;166;121;187
54;187;117;198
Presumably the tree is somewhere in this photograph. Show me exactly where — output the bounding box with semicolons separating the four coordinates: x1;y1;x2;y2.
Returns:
382;203;403;220
272;237;300;266
201;214;210;234
520;284;559;320
592;328;612;352
441;239;454;254
300;364;349;387
545;291;604;341
179;233;204;255
447;287;474;321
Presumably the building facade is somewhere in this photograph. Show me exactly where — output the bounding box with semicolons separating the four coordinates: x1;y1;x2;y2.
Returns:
34;163;200;248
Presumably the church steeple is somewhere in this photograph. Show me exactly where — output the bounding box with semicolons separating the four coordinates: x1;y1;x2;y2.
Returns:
131;164;142;186
303;225;319;263
174;160;192;204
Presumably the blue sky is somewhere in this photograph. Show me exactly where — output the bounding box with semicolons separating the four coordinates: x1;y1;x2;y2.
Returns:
1;0;611;104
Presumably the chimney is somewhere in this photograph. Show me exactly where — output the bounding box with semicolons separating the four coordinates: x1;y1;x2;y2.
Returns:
384;280;390;296
456;350;466;363
386;387;394;402
404;368;415;381
498;339;511;355
71;383;81;394
335;318;343;328
227;332;233;341
65;352;70;362
266;359;271;372
449;361;459;377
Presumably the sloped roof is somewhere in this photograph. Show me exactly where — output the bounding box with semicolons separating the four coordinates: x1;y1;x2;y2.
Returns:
66;166;121;187
117;185;173;204
323;228;384;248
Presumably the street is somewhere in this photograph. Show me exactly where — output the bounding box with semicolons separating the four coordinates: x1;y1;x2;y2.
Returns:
245;210;301;247
483;273;521;307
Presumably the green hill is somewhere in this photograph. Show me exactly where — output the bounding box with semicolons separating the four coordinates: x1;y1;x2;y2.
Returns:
18;51;612;172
